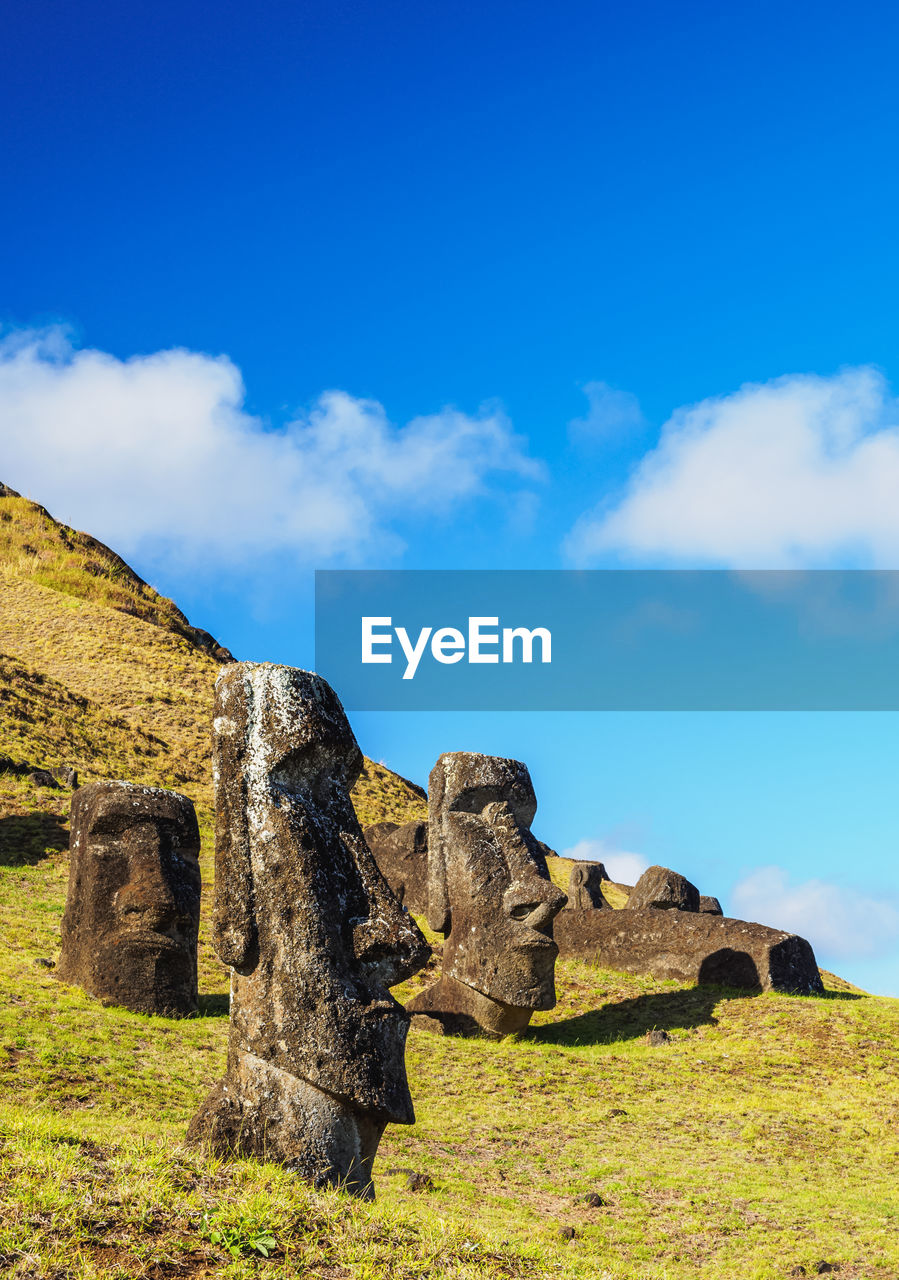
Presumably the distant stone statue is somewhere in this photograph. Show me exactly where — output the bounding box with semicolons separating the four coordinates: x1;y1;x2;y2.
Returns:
566;861;609;910
554;906;823;994
627;865;700;912
407;752;566;1038
56;781;201;1016
187;663;429;1199
364;819;429;915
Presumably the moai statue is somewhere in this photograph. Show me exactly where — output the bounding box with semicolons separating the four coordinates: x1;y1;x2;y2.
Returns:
407;752;567;1038
566;861;609;910
628;865;700;912
56;781;201;1016
363;819;429;915
187;663;429;1200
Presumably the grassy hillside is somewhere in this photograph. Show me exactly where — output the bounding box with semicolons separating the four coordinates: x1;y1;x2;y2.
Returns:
2;487;897;1278
0;490;232;659
1;848;897;1279
0;489;428;830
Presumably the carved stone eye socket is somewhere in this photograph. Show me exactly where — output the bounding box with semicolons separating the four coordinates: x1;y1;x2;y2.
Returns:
271;743;328;789
448;786;536;827
508;902;536;921
448;785;504;814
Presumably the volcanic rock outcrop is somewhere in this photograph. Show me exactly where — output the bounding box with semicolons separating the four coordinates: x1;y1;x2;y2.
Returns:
699;895;723;915
407;752;567;1038
187;663;429;1199
553;907;823;994
627;865;701;912
363;819;429;915
56;781;201;1016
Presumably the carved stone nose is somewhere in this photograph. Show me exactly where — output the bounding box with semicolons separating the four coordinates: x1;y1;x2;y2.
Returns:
503;879;566;930
116;824;178;927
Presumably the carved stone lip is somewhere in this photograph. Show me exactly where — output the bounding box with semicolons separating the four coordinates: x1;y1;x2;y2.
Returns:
117;930;185;951
512;933;557;952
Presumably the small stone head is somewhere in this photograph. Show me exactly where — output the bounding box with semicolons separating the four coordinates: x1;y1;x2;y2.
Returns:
427;752;566;1011
58;781;201;1016
567;862;608;910
212;663;428;1124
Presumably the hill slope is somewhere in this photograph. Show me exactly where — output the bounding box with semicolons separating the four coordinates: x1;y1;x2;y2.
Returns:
0;487;428;832
1;859;897;1278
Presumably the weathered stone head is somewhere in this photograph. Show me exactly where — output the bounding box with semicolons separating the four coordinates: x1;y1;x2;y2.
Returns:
188;663;428;1198
566;861;609;910
364;819;429;915
627;865;700;912
408;751;566;1037
57;781;201;1017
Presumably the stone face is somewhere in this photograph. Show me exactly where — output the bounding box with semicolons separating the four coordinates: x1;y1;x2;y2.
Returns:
56;781;201;1016
554;908;824;994
407;752;566;1037
627;865;700;912
699;895;723;915
187;663;429;1199
364;819;430;915
566;861;609;910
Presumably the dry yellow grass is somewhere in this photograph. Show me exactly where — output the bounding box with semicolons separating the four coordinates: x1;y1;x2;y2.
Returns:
0;494;427;830
0;494;227;650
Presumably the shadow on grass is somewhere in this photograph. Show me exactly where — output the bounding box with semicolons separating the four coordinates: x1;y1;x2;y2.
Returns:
0;812;69;865
197;993;230;1017
530;979;865;1047
528;985;757;1047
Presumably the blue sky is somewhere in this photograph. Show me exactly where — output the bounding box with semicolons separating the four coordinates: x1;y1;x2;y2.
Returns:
2;0;899;991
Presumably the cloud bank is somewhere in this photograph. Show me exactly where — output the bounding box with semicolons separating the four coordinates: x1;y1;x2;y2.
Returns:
562;838;650;886
0;328;541;567
566;367;899;567
731;865;899;961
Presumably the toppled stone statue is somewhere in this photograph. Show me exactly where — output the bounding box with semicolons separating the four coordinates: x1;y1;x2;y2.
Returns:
565;861;609;910
699;895;723;915
0;756;77;788
407;752;566;1038
27;769;60;789
56;781;201;1016
187;663;429;1199
364;819;429;916
553;907;823;994
627;865;700;912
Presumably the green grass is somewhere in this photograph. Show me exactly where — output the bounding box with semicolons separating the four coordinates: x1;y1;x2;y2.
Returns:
1;835;897;1278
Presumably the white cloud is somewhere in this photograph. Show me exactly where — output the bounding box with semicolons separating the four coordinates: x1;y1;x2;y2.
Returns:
562;838;649;886
731;865;899;960
0;327;542;568
568;381;645;450
565;367;899;567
